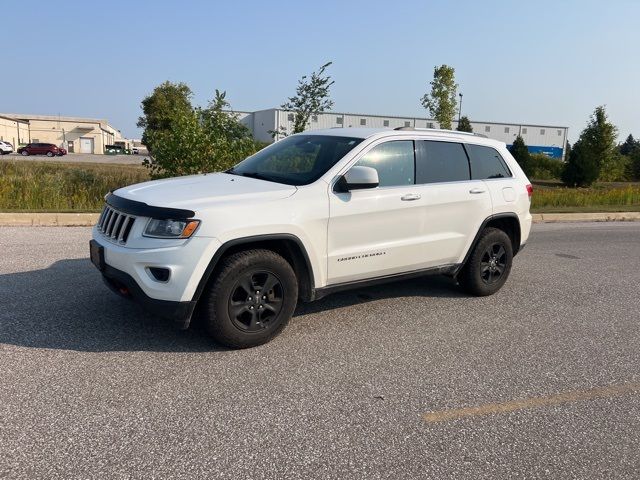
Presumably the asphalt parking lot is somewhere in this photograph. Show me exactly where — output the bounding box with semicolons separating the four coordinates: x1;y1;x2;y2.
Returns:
1;152;144;165
1;222;639;479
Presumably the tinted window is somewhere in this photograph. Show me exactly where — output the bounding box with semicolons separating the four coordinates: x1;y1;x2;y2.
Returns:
230;135;363;186
355;141;414;187
466;144;512;179
416;141;470;184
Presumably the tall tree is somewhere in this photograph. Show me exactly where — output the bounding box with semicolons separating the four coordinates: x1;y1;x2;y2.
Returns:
509;135;531;175
280;62;335;135
456;116;473;133
561;139;597;186
137;81;194;152
142;88;260;179
420;65;458;130
619;134;639;156
561;106;618;187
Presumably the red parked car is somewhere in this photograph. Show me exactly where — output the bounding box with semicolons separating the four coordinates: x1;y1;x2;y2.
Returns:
57;147;67;156
17;143;60;157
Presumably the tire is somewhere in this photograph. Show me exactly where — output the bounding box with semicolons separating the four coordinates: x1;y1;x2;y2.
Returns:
21;150;29;156
46;151;54;157
203;249;298;348
458;227;513;296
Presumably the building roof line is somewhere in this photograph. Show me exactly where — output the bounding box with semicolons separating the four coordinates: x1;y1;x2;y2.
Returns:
264;108;568;130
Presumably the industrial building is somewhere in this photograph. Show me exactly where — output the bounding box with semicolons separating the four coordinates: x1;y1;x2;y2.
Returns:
237;109;569;159
0;113;131;154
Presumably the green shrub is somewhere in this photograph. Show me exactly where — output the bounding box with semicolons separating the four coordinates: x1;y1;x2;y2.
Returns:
528;154;563;180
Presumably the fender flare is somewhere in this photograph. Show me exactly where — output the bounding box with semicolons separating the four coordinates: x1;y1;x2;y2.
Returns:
191;233;315;303
455;213;521;275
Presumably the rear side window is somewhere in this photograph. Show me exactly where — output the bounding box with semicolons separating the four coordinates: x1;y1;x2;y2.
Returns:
466;144;512;179
355;140;415;187
416;141;470;184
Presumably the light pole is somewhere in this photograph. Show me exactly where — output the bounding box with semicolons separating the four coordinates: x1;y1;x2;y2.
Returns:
458;93;463;123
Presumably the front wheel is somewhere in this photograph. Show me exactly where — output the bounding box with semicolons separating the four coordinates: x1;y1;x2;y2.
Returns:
203;249;298;348
21;150;29;156
458;227;513;296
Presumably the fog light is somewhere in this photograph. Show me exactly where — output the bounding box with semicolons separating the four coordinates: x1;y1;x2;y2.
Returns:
148;267;170;282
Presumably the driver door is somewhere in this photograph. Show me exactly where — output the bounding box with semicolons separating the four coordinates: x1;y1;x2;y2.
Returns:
327;139;427;284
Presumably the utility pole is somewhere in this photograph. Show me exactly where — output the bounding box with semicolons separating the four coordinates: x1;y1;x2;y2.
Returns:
458;93;463;123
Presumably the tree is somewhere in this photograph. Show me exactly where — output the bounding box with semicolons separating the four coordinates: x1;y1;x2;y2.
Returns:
280;62;334;135
456;116;473;133
619;134;639;156
564;141;571;162
509;135;531;175
137;81;194;152
630;148;640;180
561;139;598;186
561;106;618;186
420;65;458;130
142;88;261;179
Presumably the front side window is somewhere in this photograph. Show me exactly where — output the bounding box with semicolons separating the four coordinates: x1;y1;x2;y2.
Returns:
355;140;414;187
230;135;363;186
416;141;470;184
466;144;512;179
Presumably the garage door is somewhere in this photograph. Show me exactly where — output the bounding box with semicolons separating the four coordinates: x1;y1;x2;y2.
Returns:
80;137;94;153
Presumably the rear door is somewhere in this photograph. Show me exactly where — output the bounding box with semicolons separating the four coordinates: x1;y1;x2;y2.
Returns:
465;143;517;216
413;140;493;265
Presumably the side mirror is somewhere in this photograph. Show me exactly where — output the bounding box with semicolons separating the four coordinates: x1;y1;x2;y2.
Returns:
335;166;379;192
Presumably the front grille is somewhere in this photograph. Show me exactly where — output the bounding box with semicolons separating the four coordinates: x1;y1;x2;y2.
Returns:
96;205;136;244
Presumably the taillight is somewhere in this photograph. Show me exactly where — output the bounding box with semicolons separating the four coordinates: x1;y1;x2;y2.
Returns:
526;184;533;198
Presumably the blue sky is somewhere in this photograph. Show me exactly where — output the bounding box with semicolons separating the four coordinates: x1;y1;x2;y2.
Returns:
1;0;638;142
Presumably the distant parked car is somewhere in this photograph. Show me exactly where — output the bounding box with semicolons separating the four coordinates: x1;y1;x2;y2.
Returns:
17;143;60;157
0;141;13;155
57;147;67;156
105;144;125;155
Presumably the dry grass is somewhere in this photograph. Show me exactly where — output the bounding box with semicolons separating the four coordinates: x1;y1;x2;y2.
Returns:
0;161;149;212
531;181;640;212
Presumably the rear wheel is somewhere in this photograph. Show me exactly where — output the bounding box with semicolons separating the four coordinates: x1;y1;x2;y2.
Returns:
458;227;513;296
203;249;298;348
46;151;54;157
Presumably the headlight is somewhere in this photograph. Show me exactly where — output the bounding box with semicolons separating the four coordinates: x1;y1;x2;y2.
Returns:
143;219;200;238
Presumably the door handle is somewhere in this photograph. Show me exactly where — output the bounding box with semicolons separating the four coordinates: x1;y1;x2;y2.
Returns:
401;193;421;201
469;188;486;194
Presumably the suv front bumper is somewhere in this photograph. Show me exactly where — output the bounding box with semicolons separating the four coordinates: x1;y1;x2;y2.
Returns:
99;258;197;328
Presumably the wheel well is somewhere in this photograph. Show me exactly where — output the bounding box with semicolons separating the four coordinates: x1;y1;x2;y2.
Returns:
485;215;521;254
199;237;314;303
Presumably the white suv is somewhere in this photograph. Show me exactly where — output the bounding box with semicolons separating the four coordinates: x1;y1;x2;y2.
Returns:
0;141;13;154
90;128;532;348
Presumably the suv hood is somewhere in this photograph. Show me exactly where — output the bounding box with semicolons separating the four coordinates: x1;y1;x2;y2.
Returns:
114;173;297;211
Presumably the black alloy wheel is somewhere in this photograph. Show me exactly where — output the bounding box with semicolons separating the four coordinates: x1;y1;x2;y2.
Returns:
228;270;284;332
457;227;513;296
204;249;298;348
480;243;507;284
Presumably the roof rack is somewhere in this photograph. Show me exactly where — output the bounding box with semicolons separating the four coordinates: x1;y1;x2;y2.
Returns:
393;126;488;138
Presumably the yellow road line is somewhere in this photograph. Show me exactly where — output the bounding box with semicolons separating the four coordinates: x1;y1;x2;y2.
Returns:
423;382;640;423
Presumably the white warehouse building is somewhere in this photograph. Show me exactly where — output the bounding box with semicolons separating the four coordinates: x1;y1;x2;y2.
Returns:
236;108;568;159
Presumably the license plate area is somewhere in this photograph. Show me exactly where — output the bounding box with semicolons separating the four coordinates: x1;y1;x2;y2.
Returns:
89;240;105;271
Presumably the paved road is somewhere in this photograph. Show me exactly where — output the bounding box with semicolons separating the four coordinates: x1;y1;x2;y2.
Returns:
1;152;144;165
1;223;639;479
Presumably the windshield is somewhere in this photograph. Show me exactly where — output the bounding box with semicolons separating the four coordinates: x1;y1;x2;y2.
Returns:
229;135;364;186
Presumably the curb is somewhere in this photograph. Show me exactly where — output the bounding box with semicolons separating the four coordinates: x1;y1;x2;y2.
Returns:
531;212;640;223
0;212;639;227
0;213;100;226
